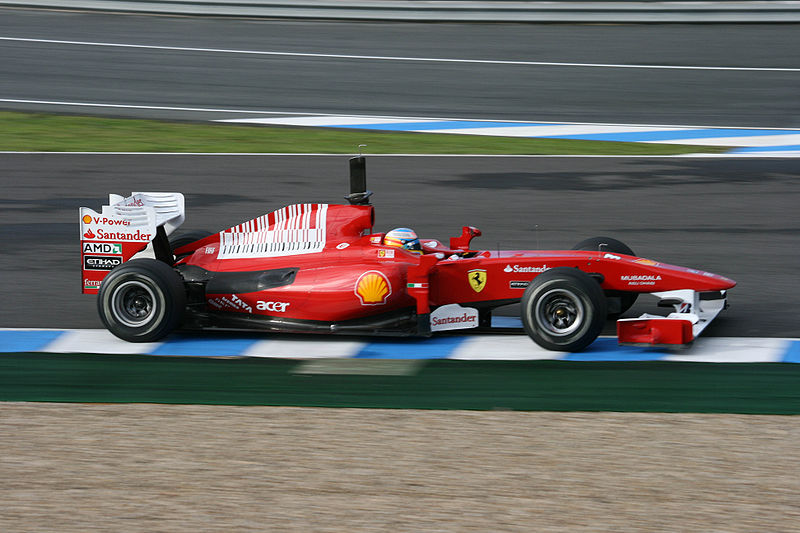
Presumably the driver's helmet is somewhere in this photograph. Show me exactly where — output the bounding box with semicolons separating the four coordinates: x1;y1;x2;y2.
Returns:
384;227;422;254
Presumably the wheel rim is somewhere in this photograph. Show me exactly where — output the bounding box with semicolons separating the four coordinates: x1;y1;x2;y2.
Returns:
534;288;585;336
111;280;158;327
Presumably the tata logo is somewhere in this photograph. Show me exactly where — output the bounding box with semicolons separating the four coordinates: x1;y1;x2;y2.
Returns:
82;242;122;255
256;301;290;312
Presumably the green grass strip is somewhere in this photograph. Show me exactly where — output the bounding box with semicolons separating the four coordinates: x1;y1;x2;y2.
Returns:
0;111;728;155
2;354;799;413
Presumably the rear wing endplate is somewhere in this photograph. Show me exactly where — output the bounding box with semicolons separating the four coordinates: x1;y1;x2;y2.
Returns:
80;192;185;294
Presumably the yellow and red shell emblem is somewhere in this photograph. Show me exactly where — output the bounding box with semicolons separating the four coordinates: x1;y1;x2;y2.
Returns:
355;270;392;305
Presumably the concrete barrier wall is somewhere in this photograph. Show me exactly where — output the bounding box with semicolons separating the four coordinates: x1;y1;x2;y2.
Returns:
2;0;800;22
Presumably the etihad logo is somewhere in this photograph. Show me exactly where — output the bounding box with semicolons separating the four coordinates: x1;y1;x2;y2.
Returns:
468;269;487;293
83;255;122;271
503;264;549;273
355;271;392;305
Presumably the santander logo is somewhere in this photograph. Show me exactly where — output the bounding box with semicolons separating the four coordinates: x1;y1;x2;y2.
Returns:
504;264;549;273
83;229;96;239
429;304;479;332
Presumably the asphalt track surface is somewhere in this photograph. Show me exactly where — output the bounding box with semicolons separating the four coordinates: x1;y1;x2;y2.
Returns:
1;8;800;127
1;9;799;339
1;154;798;338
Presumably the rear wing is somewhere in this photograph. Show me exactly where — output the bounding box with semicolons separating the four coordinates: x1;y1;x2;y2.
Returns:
80;192;185;294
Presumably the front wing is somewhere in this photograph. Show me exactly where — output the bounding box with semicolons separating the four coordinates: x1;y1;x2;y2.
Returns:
616;289;729;347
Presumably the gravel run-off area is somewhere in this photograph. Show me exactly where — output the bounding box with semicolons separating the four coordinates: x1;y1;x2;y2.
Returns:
1;403;799;532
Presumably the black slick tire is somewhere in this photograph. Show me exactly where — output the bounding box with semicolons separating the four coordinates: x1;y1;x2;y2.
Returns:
521;267;607;352
170;230;212;261
97;258;186;342
572;236;638;315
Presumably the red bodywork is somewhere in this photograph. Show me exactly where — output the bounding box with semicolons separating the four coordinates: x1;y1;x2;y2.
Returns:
168;202;735;338
80;178;735;348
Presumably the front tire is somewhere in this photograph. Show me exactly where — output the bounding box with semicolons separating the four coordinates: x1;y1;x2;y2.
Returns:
572;236;638;315
98;258;186;342
521;267;606;352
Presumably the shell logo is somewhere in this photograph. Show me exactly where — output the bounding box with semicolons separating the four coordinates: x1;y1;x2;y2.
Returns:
355;270;392;305
82;214;92;224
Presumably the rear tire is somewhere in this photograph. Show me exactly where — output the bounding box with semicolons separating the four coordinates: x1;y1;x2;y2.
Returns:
521;267;606;352
170;230;212;260
572;236;638;315
98;258;186;342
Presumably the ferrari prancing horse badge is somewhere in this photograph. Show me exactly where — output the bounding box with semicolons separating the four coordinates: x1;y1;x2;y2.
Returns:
468;269;487;293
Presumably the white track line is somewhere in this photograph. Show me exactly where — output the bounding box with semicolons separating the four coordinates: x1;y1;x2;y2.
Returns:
42;330;161;354
3;98;799;132
0;98;319;116
663;338;790;363
646;134;800;147
2;36;800;72
0;152;761;158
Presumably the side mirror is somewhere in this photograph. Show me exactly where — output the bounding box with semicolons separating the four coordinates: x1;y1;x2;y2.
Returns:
449;226;482;251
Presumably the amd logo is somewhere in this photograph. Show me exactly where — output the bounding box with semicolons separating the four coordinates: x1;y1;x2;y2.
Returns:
82;242;122;255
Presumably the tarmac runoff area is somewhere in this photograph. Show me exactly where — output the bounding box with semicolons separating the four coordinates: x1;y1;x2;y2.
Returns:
2;327;799;364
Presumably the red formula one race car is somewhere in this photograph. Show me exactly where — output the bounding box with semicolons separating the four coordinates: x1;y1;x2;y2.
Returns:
80;157;735;351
